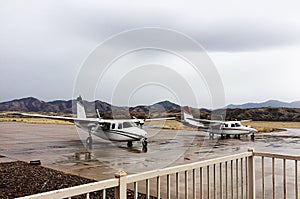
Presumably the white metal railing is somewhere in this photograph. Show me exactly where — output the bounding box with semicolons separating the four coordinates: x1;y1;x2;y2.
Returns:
125;151;254;199
254;152;299;199
17;149;299;199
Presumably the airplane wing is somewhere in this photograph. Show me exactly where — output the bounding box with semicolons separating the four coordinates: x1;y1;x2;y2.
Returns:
13;112;175;123
187;117;251;124
241;119;252;123
187;117;226;124
130;116;176;123
145;117;177;121
128;116;176;127
12;112;99;123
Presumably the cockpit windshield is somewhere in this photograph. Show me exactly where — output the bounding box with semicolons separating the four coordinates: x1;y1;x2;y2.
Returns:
123;122;136;128
235;123;241;127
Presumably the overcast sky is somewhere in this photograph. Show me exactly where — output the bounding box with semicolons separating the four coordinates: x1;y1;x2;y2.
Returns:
1;0;300;107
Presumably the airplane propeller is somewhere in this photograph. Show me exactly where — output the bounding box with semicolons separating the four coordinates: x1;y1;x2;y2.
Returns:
132;116;145;128
96;109;102;119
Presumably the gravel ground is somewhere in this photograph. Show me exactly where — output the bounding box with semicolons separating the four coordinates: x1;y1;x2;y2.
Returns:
0;161;156;199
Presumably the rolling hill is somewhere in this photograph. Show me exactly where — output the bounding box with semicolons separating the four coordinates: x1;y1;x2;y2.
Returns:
227;100;300;109
1;97;300;121
0;97;181;119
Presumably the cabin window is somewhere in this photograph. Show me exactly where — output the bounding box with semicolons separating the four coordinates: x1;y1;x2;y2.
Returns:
118;123;122;129
224;124;228;127
231;123;235;127
112;123;115;129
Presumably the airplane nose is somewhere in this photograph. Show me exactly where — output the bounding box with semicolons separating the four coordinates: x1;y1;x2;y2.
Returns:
251;128;258;133
138;128;147;137
143;130;148;137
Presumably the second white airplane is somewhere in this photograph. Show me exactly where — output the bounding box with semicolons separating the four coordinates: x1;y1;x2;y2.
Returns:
182;106;257;140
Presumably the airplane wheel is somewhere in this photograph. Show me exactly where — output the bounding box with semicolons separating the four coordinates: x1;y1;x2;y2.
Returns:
226;134;231;138
237;134;241;139
142;146;148;152
86;136;93;146
127;141;133;148
251;133;255;141
209;132;214;139
141;138;148;152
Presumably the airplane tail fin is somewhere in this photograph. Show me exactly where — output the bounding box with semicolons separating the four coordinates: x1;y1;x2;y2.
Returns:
183;106;194;121
76;96;86;118
182;106;204;128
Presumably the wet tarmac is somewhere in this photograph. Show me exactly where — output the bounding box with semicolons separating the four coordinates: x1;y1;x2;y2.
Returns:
0;122;299;182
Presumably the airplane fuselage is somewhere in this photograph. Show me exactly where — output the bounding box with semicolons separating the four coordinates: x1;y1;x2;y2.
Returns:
75;120;147;142
204;121;257;135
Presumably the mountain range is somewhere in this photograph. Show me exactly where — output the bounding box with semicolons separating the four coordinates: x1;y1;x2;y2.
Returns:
227;100;300;109
1;97;300;121
0;97;181;119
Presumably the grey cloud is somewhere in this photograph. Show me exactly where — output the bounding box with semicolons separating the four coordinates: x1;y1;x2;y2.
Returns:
2;1;299;58
1;1;300;104
193;21;300;52
52;12;300;52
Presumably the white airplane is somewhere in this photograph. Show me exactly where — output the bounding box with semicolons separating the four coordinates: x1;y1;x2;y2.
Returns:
182;106;257;140
16;96;175;152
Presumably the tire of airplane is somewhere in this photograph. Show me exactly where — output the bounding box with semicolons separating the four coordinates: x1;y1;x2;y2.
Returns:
127;141;133;148
142;139;148;152
142;146;148;152
86;137;92;145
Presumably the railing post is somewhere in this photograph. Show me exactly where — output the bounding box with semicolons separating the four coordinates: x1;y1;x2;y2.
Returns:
248;148;255;199
114;170;127;199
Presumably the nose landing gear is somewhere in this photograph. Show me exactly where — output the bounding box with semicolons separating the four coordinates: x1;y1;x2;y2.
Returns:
209;132;214;139
250;132;255;141
141;138;148;152
86;135;93;149
86;126;95;149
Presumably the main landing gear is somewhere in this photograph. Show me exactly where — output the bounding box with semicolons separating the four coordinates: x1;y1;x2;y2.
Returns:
127;139;147;152
127;141;133;148
234;134;241;139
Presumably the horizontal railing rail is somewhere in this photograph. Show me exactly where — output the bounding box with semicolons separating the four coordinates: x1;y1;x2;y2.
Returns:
17;149;299;199
254;152;300;160
17;178;119;199
127;152;253;183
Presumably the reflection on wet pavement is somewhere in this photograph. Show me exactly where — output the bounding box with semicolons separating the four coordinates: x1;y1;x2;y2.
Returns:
0;122;299;180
